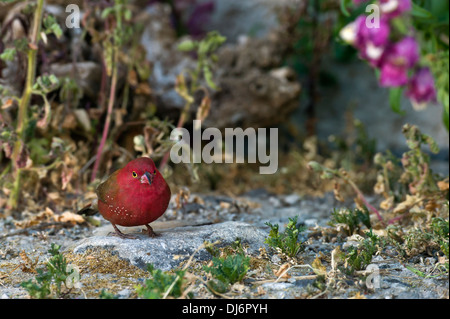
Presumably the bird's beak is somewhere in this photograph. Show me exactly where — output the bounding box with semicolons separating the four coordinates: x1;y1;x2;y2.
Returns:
141;171;153;185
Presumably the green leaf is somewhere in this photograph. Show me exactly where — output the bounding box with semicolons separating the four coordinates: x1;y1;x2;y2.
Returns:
33;74;60;94
389;87;406;115
411;2;433;19
406;265;440;278
51;24;63;39
124;8;132;21
0;48;16;62
443;99;449;131
203;253;250;285
203;64;217;90
135;264;188;299
43;15;63;39
101;7;114;20
340;0;352;17
178;39;197;52
264;216;304;257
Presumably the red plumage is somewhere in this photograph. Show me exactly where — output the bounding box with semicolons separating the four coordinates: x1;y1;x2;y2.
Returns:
95;157;171;238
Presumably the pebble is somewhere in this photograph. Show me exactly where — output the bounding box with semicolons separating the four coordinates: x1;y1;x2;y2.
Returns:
282;194;301;206
268;197;281;208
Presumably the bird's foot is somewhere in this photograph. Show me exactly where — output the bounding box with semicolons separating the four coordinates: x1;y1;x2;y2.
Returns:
145;224;159;238
111;224;137;239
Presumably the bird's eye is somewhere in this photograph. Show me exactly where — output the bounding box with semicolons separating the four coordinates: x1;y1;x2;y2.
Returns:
132;171;138;178
153;170;156;175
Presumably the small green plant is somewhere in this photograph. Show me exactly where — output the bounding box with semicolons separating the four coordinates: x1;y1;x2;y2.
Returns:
158;30;226;173
177;30;227;91
21;243;78;299
20;270;52;299
265;216;305;257
387;218;449;260
135;264;190;299
329;207;371;236
406;265;443;279
204;241;221;257
431;217;449;258
0;0;63;209
374;124;441;203
99;289;119;299
342;230;380;274
203;252;250;286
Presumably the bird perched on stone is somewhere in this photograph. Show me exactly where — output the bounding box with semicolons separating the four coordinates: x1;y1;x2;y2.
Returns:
78;157;171;239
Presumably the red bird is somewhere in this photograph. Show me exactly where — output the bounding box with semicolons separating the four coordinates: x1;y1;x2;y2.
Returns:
79;157;171;239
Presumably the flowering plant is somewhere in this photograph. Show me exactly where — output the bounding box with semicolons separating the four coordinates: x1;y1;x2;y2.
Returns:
339;0;449;130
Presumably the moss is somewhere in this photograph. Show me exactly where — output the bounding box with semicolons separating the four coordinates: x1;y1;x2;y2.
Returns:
64;248;148;298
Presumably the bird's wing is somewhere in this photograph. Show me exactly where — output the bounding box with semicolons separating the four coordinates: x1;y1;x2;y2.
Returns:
96;170;120;204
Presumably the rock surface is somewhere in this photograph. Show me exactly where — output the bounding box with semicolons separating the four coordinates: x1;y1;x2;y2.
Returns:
140;3;301;129
0;191;448;299
72;221;267;270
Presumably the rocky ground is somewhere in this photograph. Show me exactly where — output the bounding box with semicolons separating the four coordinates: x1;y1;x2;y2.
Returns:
0;190;448;299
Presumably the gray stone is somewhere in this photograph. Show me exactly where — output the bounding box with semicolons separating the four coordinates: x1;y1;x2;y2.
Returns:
282;194;301;206
268;196;282;208
303;219;318;227
71;221;267;271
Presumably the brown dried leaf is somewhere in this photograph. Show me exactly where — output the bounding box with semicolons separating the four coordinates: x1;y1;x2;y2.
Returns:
175;188;191;209
425;200;440;212
19;250;38;274
333;182;344;202
196;94;211;122
311;257;327;276
143;126;161;156
61;111;77;130
273;263;291;279
380;196;394;211
135;82;152;95
73;109;92;132
192;196;205;205
47;192;61;202
331;246;342;272
437;255;448;265
373;174;385;195
256;286;266;296
15;143;32;169
1;99;13;110
175;73;194;103
128;69;138;86
61;166;74;190
53;211;85;225
437;180;449;191
14;207;55;229
349;292;367;299
393;195;422;214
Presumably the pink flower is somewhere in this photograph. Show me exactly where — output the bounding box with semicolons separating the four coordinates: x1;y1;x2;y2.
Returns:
354;15;391;65
380;0;412;18
355;15;390;48
379;37;419;87
383;37;419;68
380;62;409;87
405;68;437;108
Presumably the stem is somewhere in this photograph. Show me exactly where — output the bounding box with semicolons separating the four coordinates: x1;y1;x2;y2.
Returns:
8;0;45;209
158;101;192;171
346;178;386;226
90;50;118;182
8;169;21;209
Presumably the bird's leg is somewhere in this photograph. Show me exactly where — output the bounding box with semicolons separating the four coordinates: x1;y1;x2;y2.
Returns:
110;223;137;239
145;224;158;238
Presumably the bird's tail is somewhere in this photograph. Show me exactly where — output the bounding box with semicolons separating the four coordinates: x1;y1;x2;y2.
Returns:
76;198;99;216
